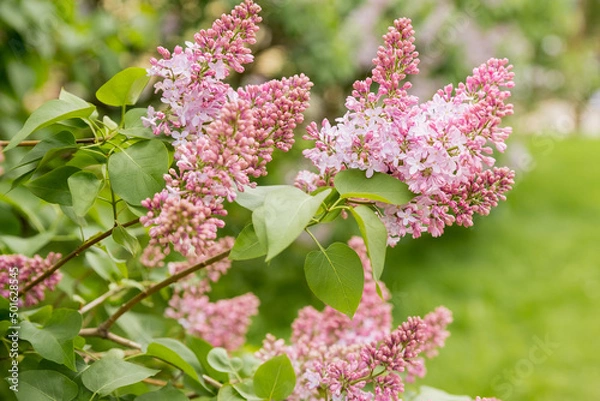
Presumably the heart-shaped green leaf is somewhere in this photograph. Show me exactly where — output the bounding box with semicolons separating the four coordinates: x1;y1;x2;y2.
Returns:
263;187;331;261
107;139;168;205
82;357;159;396
230;224;267;261
304;242;364;317
253;354;296;401
16;370;78;401
96;67;150;107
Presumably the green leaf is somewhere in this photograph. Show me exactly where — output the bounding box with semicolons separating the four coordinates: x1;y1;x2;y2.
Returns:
59;88;90;107
146;338;203;384
0;232;55;256
20;309;83;371
112;225;141;256
10;168;36;191
134;384;189;401
409;386;471;401
186;336;229;383
334;169;413;205
207;347;243;374
253;354;296;401
235;185;289;211
96;67;150;107
120;108;154;139
304;242;365;317
263;187;332;261
218;385;246;401
107;139;168;205
68;171;102;216
15;131;77;169
230;224;267;261
232;380;262;401
25;166;80;205
85;249;124;282
5;99;95;151
16;370;78;401
350;205;388;280
82;357;159;396
21;305;53;325
252;206;268;249
0;203;21;235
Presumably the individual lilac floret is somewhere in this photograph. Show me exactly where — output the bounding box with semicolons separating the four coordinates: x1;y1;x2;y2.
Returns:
0;253;62;306
299;18;515;245
165;237;259;351
140;1;312;266
256;237;452;401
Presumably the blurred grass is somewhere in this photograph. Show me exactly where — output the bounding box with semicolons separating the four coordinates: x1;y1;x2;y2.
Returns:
381;136;600;400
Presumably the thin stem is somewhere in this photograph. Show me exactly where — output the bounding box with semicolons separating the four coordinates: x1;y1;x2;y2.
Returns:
142;378;184;389
96;248;231;333
203;374;223;389
305;228;326;253
347;199;376;206
19;218;139;296
80;285;126;314
109;171;118;222
79;328;143;350
0;138;98;147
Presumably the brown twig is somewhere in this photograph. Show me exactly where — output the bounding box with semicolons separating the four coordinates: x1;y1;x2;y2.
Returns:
96;249;231;334
19;218;139;297
0;138;98;147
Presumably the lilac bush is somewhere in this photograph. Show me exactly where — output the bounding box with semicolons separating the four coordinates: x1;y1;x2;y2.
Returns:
0;1;514;400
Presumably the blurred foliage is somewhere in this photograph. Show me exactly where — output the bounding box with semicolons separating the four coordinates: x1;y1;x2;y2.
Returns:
2;0;599;139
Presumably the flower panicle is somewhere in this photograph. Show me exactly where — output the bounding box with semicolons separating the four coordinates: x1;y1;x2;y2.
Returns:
0;253;62;306
256;237;458;401
140;1;313;266
299;17;516;247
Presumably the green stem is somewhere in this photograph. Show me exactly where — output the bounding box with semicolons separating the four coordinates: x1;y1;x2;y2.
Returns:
79;328;143;350
202;374;223;389
305;228;326;253
79;285;126;314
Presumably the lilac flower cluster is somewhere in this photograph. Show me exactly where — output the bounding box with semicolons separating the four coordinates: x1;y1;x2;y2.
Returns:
299;18;515;245
0;253;61;306
165;237;259;350
257;237;455;401
140;0;312;266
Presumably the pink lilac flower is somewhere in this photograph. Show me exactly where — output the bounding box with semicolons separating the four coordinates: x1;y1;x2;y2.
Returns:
140;1;312;266
165;237;259;350
299;18;515;245
256;237;452;401
0;253;62;306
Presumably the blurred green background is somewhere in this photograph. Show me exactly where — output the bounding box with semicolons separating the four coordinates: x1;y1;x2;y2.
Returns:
1;0;599;400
